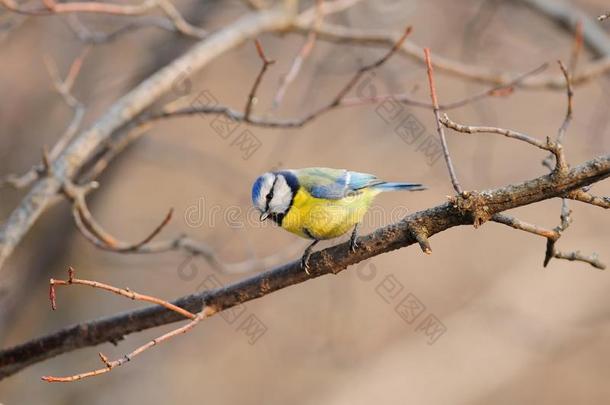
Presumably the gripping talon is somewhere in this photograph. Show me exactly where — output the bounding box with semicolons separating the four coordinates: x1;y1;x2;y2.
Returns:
302;259;311;275
301;238;319;276
349;223;360;253
349;239;359;253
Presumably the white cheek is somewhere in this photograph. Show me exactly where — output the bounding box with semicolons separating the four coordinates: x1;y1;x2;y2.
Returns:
269;176;292;213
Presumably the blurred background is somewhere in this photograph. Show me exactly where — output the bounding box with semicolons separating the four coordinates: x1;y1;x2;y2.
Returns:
1;0;610;403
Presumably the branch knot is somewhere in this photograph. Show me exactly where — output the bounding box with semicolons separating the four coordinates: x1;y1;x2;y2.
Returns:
448;191;492;228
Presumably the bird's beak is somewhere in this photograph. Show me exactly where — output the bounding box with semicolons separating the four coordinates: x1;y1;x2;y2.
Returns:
260;212;269;221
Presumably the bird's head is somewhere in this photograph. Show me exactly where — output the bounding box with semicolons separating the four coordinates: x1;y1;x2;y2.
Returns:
251;171;297;224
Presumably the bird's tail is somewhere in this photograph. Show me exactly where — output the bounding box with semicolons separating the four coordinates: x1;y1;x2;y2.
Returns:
373;182;427;192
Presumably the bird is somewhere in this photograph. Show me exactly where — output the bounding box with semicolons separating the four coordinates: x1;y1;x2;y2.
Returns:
251;167;426;274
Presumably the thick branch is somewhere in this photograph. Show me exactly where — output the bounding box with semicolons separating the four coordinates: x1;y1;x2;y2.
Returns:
1;154;608;380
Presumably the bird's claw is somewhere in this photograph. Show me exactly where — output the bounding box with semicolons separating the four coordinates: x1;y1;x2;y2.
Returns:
301;255;311;275
349;237;359;253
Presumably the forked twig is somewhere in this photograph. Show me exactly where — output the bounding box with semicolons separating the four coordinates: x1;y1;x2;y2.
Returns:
61;180;174;252
440;114;568;174
244;39;275;121
49;266;194;318
43;267;216;382
149;26;413;128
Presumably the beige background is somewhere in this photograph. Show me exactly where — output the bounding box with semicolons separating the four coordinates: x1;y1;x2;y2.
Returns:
1;0;610;403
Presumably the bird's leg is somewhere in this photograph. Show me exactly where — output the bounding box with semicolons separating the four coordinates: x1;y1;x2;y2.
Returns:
301;239;319;275
349;223;360;253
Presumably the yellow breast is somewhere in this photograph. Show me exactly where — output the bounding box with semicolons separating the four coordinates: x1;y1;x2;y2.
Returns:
280;187;380;240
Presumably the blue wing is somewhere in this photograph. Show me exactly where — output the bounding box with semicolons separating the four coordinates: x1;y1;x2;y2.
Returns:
292;168;384;200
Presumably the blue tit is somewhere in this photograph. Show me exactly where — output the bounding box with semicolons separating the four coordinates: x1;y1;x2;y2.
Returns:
251;167;426;274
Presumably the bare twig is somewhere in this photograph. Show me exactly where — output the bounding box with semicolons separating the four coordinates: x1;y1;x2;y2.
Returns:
1;48;89;190
542;61;573;171
565;189;610;209
60;180;173;252
43;267;216;382
440;114;567;173
49;266;195;318
553;250;605;269
491;213;559;240
44;47;90;157
556;61;574;146
1;0;157;16
145;26;413;129
244;39;275;120
340;63;548;111
272;0;323;109
155;0;207;39
569;20;583;75
60;176;302;274
424;48;462;194
42;308;213;382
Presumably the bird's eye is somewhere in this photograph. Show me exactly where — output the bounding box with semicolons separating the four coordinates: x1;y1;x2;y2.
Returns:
265;189;274;210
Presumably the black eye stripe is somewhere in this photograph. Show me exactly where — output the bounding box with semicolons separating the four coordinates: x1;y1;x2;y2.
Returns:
265;176;278;211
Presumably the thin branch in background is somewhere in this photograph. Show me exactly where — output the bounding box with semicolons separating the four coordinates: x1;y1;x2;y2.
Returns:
241;0;269;10
325;26;412;109
556;61;574;146
424;48;462;194
1;0;206;38
272;0;323;109
64;14;183;44
440;114;567;173
43;46;90;157
569;19;583;75
1;0;157;16
542;61;573;171
304;21;610;89
244;39;275;121
60;179;174;252
43;266;216;382
154;0;207;39
0;47;89;190
61;176;298;274
132;63;549;133
153;26;413;129
339;63;549;110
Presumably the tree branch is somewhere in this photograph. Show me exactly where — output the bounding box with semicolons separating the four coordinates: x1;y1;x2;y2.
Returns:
1;154;607;380
302;21;610;89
